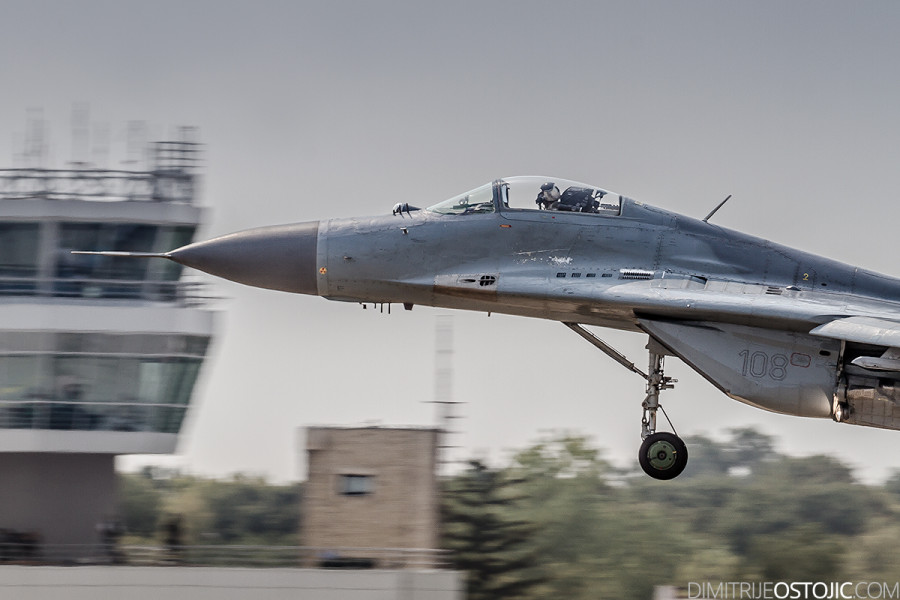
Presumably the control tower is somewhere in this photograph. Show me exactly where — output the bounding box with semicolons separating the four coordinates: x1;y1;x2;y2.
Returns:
0;135;215;560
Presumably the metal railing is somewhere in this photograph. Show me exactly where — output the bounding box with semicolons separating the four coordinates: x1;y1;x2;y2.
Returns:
0;168;196;204
0;544;451;569
0;276;214;307
0;401;186;434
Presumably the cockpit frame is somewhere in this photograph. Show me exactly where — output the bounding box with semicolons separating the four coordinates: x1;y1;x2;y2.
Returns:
496;176;623;217
425;177;623;218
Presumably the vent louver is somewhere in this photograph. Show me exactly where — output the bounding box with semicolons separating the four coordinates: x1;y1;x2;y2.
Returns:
619;269;654;280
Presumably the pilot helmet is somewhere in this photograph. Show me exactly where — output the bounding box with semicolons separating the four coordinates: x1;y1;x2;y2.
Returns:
540;182;561;201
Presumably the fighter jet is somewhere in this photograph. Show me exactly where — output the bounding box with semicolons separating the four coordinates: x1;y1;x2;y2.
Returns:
78;176;900;479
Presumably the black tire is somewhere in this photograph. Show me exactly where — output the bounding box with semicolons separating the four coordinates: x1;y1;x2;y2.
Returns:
639;432;688;480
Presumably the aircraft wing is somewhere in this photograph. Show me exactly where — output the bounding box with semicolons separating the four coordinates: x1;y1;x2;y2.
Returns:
810;315;900;373
810;316;900;348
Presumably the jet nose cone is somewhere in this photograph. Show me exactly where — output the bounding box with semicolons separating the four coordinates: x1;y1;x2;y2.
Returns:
169;221;319;295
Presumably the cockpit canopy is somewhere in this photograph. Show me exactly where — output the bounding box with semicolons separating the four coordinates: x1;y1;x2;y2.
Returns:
425;182;495;215
425;176;623;216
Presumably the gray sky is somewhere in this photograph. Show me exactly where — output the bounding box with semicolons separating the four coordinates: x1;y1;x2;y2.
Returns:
3;1;900;482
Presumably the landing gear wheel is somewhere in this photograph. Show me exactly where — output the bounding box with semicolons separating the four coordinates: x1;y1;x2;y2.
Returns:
639;432;688;480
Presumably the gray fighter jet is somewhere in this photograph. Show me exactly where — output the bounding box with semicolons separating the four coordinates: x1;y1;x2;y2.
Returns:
79;176;900;479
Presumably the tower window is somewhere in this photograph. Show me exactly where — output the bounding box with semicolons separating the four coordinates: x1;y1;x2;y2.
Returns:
340;474;374;496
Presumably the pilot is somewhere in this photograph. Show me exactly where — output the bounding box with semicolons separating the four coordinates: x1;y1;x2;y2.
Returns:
536;182;561;210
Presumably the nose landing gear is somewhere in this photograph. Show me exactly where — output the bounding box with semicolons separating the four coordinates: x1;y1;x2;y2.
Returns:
563;323;689;479
638;348;688;480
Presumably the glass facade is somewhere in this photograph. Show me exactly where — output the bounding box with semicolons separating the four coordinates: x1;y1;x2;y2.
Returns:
0;160;211;456
0;333;209;434
56;223;195;299
0;221;196;299
0;223;40;293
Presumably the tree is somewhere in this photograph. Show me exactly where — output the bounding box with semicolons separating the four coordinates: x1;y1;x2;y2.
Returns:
204;476;301;543
677;428;777;479
745;524;845;581
443;461;543;600
118;471;301;544
118;472;163;537
723;427;776;471
509;434;696;600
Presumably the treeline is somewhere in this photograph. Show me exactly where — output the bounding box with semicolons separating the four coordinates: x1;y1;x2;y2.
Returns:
119;468;301;545
443;428;900;599
119;428;900;599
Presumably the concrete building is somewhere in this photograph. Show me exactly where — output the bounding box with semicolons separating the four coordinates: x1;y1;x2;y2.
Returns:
302;426;442;568
0;136;215;560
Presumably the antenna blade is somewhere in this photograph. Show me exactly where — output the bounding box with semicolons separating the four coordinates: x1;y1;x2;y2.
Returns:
702;194;732;223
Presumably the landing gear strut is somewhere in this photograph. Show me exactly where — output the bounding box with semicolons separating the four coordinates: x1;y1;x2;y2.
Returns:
639;348;688;480
563;323;689;479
